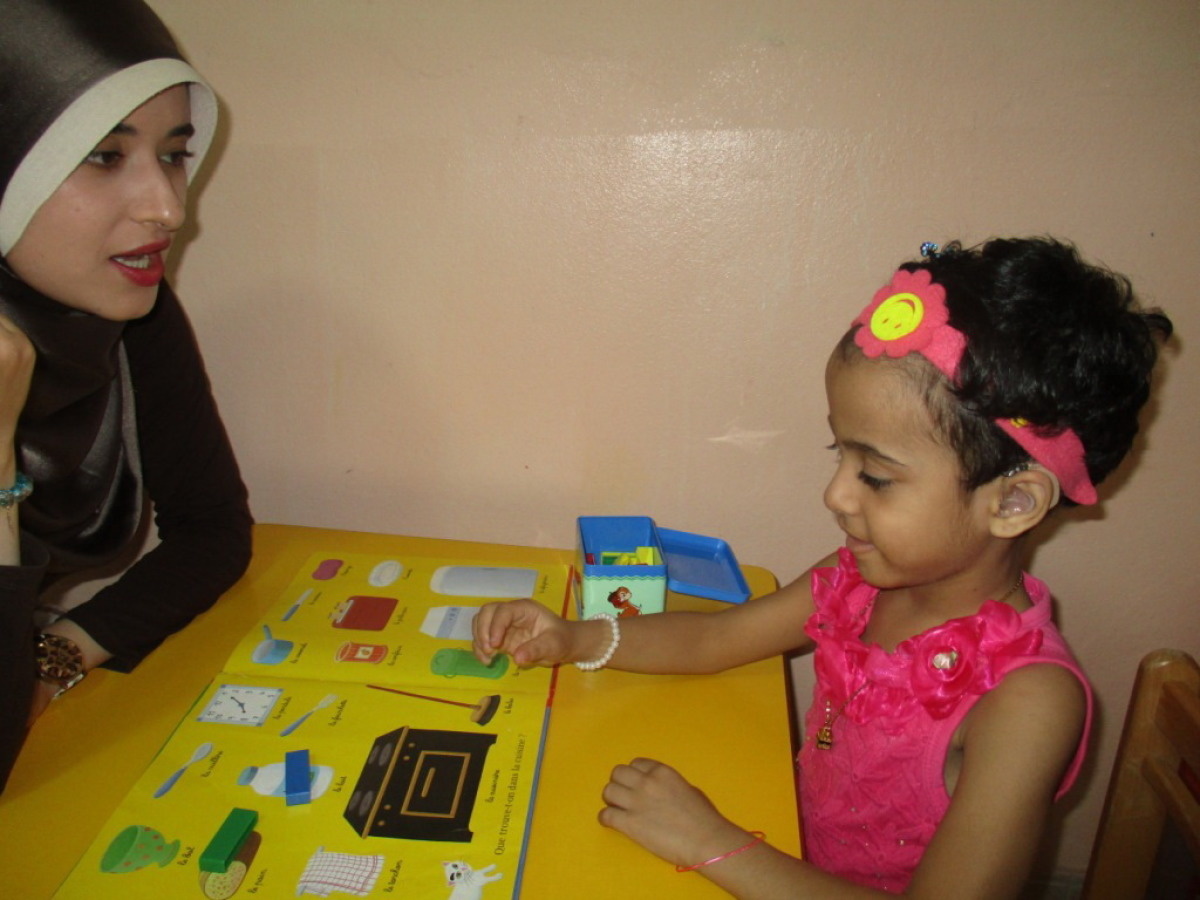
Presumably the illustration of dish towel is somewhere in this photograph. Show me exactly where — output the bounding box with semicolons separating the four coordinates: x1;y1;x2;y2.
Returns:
296;847;384;897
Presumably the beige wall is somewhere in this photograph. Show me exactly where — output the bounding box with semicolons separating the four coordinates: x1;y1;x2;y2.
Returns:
149;0;1199;879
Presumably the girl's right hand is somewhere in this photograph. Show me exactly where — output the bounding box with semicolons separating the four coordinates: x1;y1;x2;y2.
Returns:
0;313;34;445
471;598;573;667
600;758;748;870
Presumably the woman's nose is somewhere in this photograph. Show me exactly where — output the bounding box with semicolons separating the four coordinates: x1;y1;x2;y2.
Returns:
130;163;186;231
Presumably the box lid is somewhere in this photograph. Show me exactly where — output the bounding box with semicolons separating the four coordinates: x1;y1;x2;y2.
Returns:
657;527;751;604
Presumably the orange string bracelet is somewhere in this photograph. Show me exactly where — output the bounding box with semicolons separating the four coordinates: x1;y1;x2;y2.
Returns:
675;831;766;873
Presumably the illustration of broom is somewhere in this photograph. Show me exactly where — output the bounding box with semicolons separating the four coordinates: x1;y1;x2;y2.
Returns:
365;684;502;725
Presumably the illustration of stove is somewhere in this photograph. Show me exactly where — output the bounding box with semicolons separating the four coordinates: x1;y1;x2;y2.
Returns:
344;726;496;842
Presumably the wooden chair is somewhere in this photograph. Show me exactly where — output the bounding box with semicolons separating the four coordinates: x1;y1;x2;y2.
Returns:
1082;649;1200;899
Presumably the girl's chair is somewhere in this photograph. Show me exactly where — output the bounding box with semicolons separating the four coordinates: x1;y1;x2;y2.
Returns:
1082;648;1200;899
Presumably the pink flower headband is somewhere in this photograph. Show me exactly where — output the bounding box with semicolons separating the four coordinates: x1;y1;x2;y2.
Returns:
852;267;1097;505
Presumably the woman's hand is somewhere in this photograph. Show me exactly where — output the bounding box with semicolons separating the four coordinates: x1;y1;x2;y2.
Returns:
0;313;35;446
471;598;575;667
0;313;33;564
599;758;750;870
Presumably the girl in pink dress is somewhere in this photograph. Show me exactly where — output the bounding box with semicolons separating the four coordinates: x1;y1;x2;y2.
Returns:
472;237;1172;896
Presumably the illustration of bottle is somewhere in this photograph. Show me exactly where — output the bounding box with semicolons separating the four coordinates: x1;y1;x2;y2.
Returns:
237;760;334;800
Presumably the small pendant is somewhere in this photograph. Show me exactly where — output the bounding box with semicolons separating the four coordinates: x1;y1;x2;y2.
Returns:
816;724;833;750
816;699;834;750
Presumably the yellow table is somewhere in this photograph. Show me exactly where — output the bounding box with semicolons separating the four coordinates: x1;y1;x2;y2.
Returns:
0;523;800;898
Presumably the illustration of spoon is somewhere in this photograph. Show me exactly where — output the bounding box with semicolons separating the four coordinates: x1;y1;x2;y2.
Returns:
281;589;312;622
153;741;213;798
279;694;337;737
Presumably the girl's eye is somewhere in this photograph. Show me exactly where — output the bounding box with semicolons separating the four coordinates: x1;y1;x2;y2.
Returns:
829;442;892;490
857;471;892;491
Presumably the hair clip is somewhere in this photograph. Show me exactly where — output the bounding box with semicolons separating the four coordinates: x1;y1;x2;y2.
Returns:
853;268;965;372
920;242;940;259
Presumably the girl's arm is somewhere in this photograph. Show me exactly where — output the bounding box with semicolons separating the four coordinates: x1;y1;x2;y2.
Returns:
903;662;1087;898
600;661;1086;899
473;552;836;675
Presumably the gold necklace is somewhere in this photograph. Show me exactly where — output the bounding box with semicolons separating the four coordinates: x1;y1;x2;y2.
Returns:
994;573;1025;606
813;573;1025;751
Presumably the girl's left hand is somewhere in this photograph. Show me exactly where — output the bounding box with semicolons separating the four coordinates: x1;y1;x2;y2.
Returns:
599;758;750;869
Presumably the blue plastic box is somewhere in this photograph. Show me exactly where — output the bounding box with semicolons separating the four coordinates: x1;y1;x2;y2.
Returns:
575;516;666;619
574;516;751;620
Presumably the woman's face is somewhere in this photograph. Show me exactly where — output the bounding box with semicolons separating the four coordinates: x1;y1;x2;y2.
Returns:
6;85;193;320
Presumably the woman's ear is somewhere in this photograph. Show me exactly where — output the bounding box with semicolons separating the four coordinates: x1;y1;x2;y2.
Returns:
989;465;1061;537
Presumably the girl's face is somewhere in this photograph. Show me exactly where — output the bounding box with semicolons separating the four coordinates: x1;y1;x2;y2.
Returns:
823;350;995;593
6;85;192;320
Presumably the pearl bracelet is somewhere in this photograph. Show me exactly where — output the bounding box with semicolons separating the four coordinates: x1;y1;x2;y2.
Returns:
574;613;620;671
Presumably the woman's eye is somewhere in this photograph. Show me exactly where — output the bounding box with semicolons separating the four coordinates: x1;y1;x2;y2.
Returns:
160;149;194;167
84;150;122;168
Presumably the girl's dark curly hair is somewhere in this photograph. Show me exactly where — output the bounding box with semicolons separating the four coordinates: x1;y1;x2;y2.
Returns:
847;237;1172;504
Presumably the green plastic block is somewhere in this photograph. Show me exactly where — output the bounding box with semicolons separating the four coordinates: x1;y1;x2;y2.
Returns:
199;807;258;874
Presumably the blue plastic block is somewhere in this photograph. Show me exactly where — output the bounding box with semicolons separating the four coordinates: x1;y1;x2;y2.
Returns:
284;748;312;806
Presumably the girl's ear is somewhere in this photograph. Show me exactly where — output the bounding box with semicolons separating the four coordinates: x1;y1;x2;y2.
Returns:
988;465;1061;538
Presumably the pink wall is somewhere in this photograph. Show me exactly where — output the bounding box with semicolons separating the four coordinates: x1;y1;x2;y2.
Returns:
150;0;1199;878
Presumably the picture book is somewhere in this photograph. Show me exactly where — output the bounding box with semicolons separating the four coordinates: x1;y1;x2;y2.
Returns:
54;550;571;900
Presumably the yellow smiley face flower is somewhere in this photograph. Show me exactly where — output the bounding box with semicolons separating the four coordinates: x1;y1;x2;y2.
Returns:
852;268;967;381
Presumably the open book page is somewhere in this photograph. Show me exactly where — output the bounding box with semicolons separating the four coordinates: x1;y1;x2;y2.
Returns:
221;552;565;694
54;548;570;900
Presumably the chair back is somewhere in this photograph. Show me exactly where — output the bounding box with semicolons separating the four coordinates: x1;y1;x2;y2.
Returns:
1082;648;1200;899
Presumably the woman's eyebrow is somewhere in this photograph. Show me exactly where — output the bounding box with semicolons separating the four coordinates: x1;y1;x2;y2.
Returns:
107;122;196;139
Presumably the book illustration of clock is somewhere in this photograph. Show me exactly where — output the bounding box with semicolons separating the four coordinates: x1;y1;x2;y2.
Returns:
198;684;285;726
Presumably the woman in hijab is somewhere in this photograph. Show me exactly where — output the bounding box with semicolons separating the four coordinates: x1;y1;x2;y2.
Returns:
0;0;252;791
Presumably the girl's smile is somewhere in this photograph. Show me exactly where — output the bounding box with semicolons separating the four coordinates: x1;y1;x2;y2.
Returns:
842;533;875;555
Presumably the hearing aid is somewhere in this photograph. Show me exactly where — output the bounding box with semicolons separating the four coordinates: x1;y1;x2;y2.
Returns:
998;487;1035;517
998;463;1062;515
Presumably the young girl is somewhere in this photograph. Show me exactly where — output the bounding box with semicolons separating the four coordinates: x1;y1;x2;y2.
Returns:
473;237;1173;897
0;0;251;791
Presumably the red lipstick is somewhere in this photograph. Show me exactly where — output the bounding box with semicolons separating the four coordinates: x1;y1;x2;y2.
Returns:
110;240;170;287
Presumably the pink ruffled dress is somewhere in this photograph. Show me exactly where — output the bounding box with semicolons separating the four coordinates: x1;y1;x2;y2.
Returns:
797;550;1092;893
